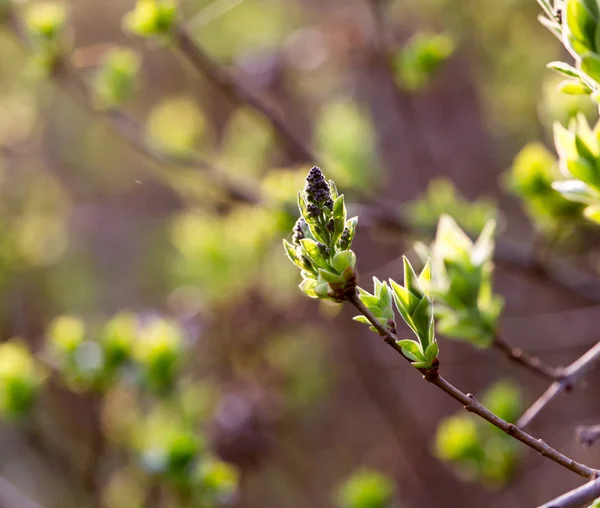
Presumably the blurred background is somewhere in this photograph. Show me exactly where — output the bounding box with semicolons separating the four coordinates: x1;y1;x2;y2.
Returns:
0;0;599;507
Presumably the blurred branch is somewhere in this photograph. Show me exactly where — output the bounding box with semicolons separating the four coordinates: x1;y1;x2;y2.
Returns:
172;22;318;163
2;9;261;207
577;424;600;447
349;290;599;480
0;475;45;508
539;476;600;508
517;341;600;428
492;333;561;381
83;396;106;508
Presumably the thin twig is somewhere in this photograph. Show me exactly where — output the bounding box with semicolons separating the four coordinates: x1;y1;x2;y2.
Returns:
577;424;600;447
539;476;600;508
492;333;562;381
518;341;600;428
348;290;598;480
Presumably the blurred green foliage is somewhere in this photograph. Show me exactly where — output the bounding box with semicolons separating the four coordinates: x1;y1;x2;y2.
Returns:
435;381;522;486
315;99;379;190
504;142;585;235
336;469;396;508
405;178;497;237
0;341;46;420
393;32;455;91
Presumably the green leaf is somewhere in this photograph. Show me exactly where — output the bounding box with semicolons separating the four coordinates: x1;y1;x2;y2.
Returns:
299;278;318;298
565;0;597;53
397;340;426;361
554;122;578;160
314;282;332;299
418;259;432;297
283;239;312;272
584;204;600;222
412;296;432;349
332;250;356;273
566;157;600;188
318;269;343;284
300;239;330;270
403;256;423;298
547;61;582;77
332;195;347;243
328;179;339;200
557;79;593;94
425;341;439;360
471;219;496;267
297;192;311;221
353;315;371;325
552;180;599;203
389;279;420;315
582;52;600;82
359;294;382;308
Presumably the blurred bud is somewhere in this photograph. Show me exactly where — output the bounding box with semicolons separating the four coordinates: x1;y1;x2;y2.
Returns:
193;456;239;505
0;341;46;420
48;315;85;355
135;410;203;478
393;32;455;91
435;414;481;464
133;317;183;392
336;468;396;508
24;1;69;42
435;381;521;486
22;1;71;68
481;381;522;425
93;48;142;109
101;312;137;370
123;0;177;39
388;258;439;369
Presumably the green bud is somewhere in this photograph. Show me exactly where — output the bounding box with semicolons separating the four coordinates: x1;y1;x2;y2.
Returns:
93;48;142;109
123;0;177;39
0;341;47;420
194;457;239;505
24;2;69;42
336;469;395;508
101;312;137;369
133;318;183;392
48;315;85;355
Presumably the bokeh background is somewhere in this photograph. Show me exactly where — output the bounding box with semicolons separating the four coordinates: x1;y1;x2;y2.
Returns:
0;0;599;507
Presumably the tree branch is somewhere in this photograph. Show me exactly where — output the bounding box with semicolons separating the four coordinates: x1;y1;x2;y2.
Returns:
348;290;598;480
539;476;600;508
517;341;600;428
492;333;562;381
172;22;318;163
577;424;600;447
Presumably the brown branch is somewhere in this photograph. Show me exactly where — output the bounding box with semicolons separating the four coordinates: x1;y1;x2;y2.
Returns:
539;476;600;508
518;341;600;428
348;290;598;480
492;333;562;381
577;424;600;447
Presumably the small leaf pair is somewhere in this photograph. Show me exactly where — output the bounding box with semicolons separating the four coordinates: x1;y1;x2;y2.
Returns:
389;257;438;368
418;215;502;348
